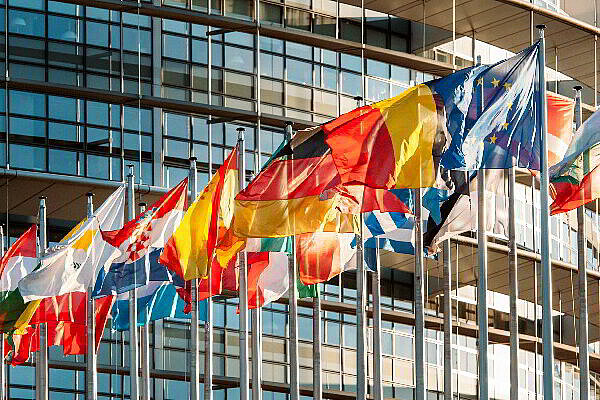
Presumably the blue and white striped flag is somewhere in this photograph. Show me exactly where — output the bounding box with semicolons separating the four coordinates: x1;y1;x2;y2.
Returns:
362;211;415;255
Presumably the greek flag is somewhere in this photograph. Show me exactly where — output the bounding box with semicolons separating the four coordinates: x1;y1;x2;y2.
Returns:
362;211;415;255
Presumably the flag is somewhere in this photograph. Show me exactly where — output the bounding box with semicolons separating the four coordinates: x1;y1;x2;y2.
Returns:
546;92;575;167
549;107;600;214
323;41;542;192
0;226;38;334
424;169;508;253
102;178;187;276
297;232;376;285
247;251;289;309
5;293;114;365
233;128;410;238
18;186;126;302
111;281;189;331
160;148;242;281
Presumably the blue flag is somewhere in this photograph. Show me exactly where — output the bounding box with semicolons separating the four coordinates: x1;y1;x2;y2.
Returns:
433;41;542;171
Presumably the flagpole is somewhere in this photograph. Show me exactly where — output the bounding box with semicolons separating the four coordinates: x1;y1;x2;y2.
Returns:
414;188;425;400
475;54;489;400
313;287;322;400
443;239;452;400
36;196;48;400
574;85;589;400
536;24;555;400
127;165;139;400
139;202;150;400
237;127;249;400
0;226;4;400
189;156;201;400
284;121;299;400
86;193;97;400
372;237;383;400
205;162;213;400
508;167;519;400
353;95;367;400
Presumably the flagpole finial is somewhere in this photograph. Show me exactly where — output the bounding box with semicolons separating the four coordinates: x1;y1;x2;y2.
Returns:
476;55;482;66
237;127;245;142
353;96;363;102
138;202;147;208
86;192;94;198
536;24;546;37
127;164;135;178
574;85;583;92
285;121;293;127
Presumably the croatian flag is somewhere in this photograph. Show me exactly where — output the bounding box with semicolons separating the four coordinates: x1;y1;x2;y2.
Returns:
101;178;188;271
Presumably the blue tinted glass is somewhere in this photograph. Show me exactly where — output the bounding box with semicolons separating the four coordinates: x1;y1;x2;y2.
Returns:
110;25;120;49
366;59;389;79
286;42;311;60
87;154;109;179
164;35;189;60
272;312;286;336
165;113;189;138
9;0;43;10
340;53;361;72
9;365;35;385
48;1;78;15
87;127;108;143
341;71;361;96
123;27;151;53
49;96;77;121
10;91;45;116
167;165;187;187
48;15;81;42
225;31;253;47
191;24;207;38
49;122;77;141
50;150;77;175
87;101;109;125
166;139;189;158
123;107;152;132
260;36;283;53
367;78;389;102
122;13;151;27
86;7;109;21
192;39;208;64
163;19;188;34
287;59;312;85
87;21;109;46
10;117;45;137
192;117;208;141
211;43;223;67
225;46;254;73
323;67;337;90
10;144;45;171
260;53;283;79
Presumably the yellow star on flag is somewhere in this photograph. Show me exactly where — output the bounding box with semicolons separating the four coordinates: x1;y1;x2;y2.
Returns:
502;122;509;130
507;101;513;110
503;82;512;90
477;77;484;86
491;78;500;87
489;134;498;144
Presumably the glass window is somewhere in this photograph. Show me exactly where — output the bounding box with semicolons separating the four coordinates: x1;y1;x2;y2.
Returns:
340;53;361;72
341;71;361;96
261;79;283;105
224;71;254;99
260;53;283;79
286;83;311;111
49;149;78;175
9;10;45;37
166;139;190;159
286;42;312;60
313;15;336;37
391;65;410;85
49;96;77;122
10;91;45;117
261;37;283;54
224;0;253;19
225;46;254;73
260;2;282;25
163;19;188;34
123;27;151;53
286;8;311;31
192;39;208;64
48;15;81;42
163;34;189;60
49;122;77;141
86;21;109;47
367;59;389;79
287;59;312;85
10;117;45;138
86;101;109;126
323;67;337;90
10;144;45;171
367;78;389;102
163;60;190;87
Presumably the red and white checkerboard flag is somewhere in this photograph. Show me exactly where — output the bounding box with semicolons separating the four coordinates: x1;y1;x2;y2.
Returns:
101;178;188;266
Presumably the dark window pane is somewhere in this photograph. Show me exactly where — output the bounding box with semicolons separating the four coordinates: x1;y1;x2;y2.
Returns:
87;101;109;126
10;90;45;116
9;10;45;37
86;21;109;47
49;96;78;122
49;122;77;141
165;113;189;138
10;144;45;170
48;15;81;42
163;60;189;87
49;149;78;175
87;154;109;179
225;46;254;73
163;34;189;60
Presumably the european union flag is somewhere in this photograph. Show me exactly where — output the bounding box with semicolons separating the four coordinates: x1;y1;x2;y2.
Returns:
433;41;542;171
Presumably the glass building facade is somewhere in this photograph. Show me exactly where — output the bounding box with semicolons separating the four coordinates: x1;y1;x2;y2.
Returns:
3;0;600;399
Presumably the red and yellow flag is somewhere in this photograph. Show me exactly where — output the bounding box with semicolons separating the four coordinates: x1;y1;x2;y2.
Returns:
160;146;243;280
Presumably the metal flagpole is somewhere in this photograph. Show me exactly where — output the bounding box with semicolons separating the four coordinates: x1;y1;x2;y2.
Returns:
508;167;519;400
285;121;299;400
189;156;200;400
127;165;139;400
443;239;452;400
237;128;249;400
205;160;214;400
536;25;555;400
372;237;383;400
139;202;150;400
313;289;322;400
415;188;425;400
574;85;589;400
475;54;489;400
0;226;4;400
251;299;261;399
354;96;367;400
36;196;48;400
86;193;97;400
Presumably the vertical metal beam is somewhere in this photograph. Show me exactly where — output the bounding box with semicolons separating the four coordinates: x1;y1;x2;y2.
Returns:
313;290;322;400
237;128;249;400
189;156;200;400
127;165;139;400
285;121;299;400
574;85;589;400
415;187;425;400
508;168;519;400
443;239;452;400
537;25;555;400
531;173;539;400
86;193;97;400
354;96;367;400
36;196;48;400
476;54;489;400
373;239;383;400
139;202;150;400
